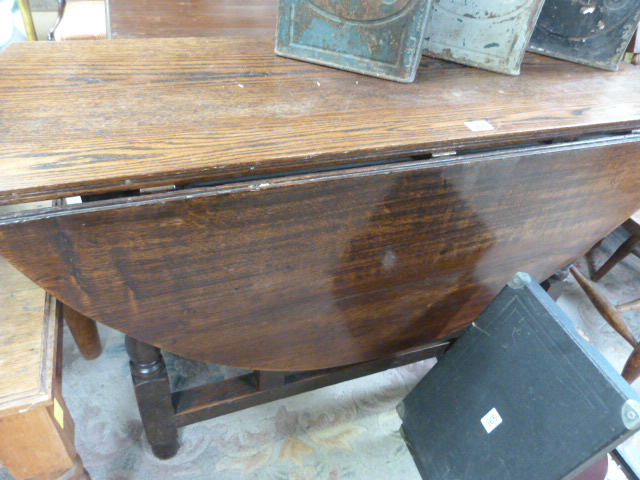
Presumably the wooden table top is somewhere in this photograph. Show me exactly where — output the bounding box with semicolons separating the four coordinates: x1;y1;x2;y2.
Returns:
1;37;640;205
107;0;278;39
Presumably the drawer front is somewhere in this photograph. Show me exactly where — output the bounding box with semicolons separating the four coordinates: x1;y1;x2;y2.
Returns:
1;135;639;370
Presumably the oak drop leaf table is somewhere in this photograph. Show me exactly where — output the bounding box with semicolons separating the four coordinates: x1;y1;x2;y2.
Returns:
1;37;640;456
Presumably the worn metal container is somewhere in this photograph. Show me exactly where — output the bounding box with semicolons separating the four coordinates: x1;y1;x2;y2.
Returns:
275;0;432;83
529;0;640;71
422;0;546;75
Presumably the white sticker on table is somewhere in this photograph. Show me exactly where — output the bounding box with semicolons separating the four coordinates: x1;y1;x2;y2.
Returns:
481;407;502;433
465;120;495;132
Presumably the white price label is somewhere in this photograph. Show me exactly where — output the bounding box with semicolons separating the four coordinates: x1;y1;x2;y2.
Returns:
465;120;495;132
481;407;502;433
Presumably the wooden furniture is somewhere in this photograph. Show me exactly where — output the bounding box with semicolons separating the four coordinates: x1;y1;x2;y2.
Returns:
571;213;640;479
593;211;640;282
571;266;640;384
572;210;640;386
1;38;640;456
0;243;89;480
628;23;640;66
106;0;278;39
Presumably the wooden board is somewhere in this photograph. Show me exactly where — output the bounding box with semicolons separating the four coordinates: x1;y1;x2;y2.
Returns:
1;37;640;204
107;0;279;39
0;138;638;371
0;203;54;417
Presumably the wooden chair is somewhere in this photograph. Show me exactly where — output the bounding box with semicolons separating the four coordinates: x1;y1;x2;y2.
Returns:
569;211;640;385
570;266;640;384
592;211;640;282
0;256;90;480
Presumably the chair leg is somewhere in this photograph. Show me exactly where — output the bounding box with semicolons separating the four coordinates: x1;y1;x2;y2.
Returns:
570;267;637;346
592;234;640;282
622;343;640;385
541;265;571;300
617;298;640;313
125;336;179;459
63;305;102;360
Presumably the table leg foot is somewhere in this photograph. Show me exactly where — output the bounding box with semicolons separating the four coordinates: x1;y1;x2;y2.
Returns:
63;304;102;360
54;455;91;480
125;336;179;459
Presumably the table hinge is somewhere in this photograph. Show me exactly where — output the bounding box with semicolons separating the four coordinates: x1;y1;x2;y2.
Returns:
431;150;457;158
140;185;176;195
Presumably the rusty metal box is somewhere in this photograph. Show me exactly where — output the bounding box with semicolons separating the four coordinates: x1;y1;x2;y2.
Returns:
422;0;546;75
275;0;432;83
529;0;640;71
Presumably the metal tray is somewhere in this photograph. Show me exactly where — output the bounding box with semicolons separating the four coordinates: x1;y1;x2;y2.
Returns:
422;0;546;75
275;0;432;83
529;0;640;71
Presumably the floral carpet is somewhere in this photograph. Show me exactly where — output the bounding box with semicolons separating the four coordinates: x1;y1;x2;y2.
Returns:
58;330;435;480
2;227;639;480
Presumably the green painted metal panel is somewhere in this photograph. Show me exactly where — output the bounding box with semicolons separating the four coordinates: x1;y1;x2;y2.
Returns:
275;0;432;83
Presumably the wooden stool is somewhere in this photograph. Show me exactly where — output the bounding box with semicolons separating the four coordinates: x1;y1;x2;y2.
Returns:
0;254;90;479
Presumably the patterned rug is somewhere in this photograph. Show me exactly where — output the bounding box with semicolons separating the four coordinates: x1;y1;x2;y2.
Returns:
2;227;639;480
58;329;435;480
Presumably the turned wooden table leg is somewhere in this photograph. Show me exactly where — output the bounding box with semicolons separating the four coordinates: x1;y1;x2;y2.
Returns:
63;305;102;360
125;336;179;459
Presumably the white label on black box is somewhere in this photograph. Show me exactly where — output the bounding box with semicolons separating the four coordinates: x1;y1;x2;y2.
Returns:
481;407;502;433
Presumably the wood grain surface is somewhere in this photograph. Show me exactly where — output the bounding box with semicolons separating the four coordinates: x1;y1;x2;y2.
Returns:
1;137;639;370
0;311;87;480
1;37;640;204
0;202;55;417
107;0;278;39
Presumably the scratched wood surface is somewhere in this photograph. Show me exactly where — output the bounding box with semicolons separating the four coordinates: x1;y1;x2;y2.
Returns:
107;0;278;39
1;37;640;204
0;138;639;370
